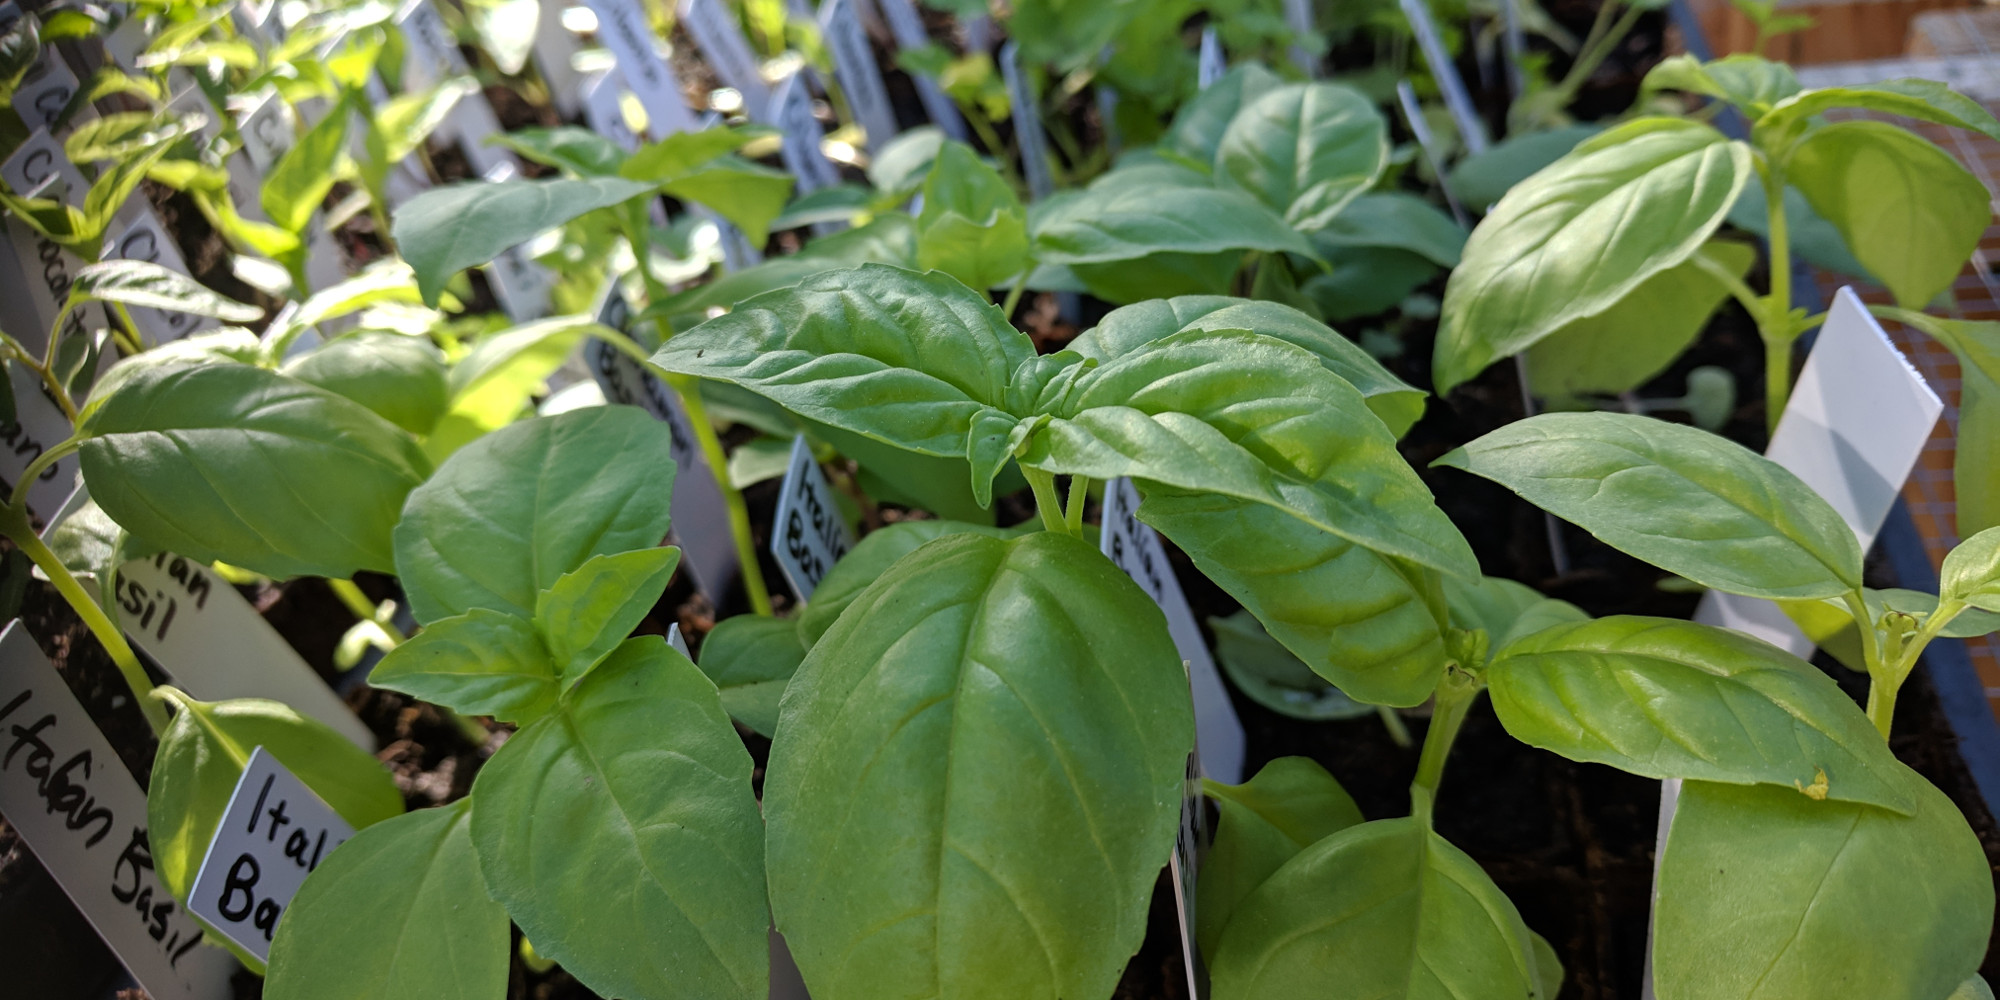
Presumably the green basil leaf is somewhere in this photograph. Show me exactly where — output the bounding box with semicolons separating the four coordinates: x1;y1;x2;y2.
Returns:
1208;610;1378;720
1435;119;1750;394
393;177;655;305
1209;817;1544;998
695;613;808;738
1953;976;1997;1000
1164;63;1284;167
1068;250;1243;304
1435;412;1863;599
69;259;263;322
1068;296;1427;436
1655;771;1990;1000
648;263;1034;461
1442;574;1590;650
1530;932;1564;1000
394;407;676;623
1643;53;1801;115
1944;526;2000;613
464;0;539;74
262;103;350;234
536;546;681;688
765;531;1191;1000
149;690;403;906
1031;180;1316;266
1789;120;1988;310
1306;191;1466;267
1445;123;1599;212
368;607;560;724
798;519;1022;643
1881;313;2000;537
471;636;769;1000
1196;757;1363;962
428;315;598;460
266;801;507;1000
1489;616;1914;813
80;362;430;580
644;213;918;322
282;332;450;436
1027;330;1477;577
661;156;793;248
1216;82;1387;229
868;126;947;193
371;77;478;167
492;126;630;177
1302;246;1441;321
65;111;207;164
1525;241;1754;399
916;141;1030;291
1758;79;2000;144
1143;488;1451;706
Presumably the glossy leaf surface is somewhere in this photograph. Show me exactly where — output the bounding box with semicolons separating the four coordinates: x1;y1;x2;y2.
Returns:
1196;757;1363;961
368;608;559;724
536;546;681;688
282;332;450;436
694;613;808;738
393;177;655;305
1216;82;1387;229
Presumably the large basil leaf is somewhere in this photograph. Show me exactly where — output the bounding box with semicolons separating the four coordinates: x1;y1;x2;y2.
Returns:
368;608;560;724
1068;296;1427;436
394;407;676;623
695;613;808;738
1196;757;1364;962
764;531;1191;1000
1788;120;1988;310
1525;241;1754;399
80;362;430;580
1655;770;1990;1000
471;637;769;1000
1207;611;1377;720
1489;616;1914;813
1307;192;1466;268
649;265;1032;462
1209;817;1544;999
1026;330;1477;577
1435;412;1863;598
1880;313;2000;537
1215;82;1387;230
1757;79;2000;144
535;546;681;688
393;177;655;305
1031;179;1316;266
265;801;507;1000
1143;488;1450;706
916;141;1030;291
798;519;1022;642
1164;63;1284;167
282;332;451;436
149;691;402;906
1434;119;1750;394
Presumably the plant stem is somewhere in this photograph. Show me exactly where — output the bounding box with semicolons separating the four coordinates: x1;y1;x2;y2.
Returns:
1549;0;1645;107
8;437;82;517
328;578;405;644
1760;164;1797;438
0;504;166;733
1024;466;1069;535
1000;271;1030;318
1377;705;1413;748
1410;666;1482;827
1063;475;1089;535
1864;598;1959;738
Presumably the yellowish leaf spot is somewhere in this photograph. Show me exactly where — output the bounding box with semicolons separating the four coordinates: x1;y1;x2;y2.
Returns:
1794;768;1829;801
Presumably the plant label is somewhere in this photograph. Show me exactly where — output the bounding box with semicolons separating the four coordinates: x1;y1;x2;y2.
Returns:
0;360;82;521
819;0;898;149
532;0;587;117
1696;287;1944;655
587;283;740;601
582;71;645;153
1198;25;1225;88
997;42;1054;200
111;549;375;749
3;212;100;359
397;0;470;84
582;0;700;138
1164;737;1207;1000
237;91;294;176
1284;0;1316;77
104;212;216;345
104;15;149;72
677;0;771;114
666;622;690;659
770;434;853;601
186;747;355;963
1395;81;1468;226
1398;0;1488;155
12;47;78;134
699;206;763;270
0;620;238;997
1099;477;1246;785
1;127;77;199
769;73;842;193
873;0;967;139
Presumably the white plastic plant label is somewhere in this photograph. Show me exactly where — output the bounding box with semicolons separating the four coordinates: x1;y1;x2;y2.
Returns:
1198;25;1225;88
531;0;586;117
666;622;690;659
186;747;355;963
105;211;216;345
1398;0;1488;155
1099;477;1245;785
873;0;967;139
818;0;898;149
582;0;700;138
997;42;1054;200
0;355;82;521
770;434;854;601
12;47;78;133
236;92;293;176
1285;0;1316;77
1395;80;1468;226
114;550;374;749
769;73;842;193
677;0;772;114
0;620;238;997
1;127;76;198
582;71;645;153
1164;738;1206;1000
586;284;740;601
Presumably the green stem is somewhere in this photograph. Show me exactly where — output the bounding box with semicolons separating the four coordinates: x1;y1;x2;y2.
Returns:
1377;705;1413;748
1063;475;1089;535
1760;163;1796;438
1551;1;1646;105
8;437;82;517
329;578;405;644
1000;271;1029;318
1865;598;1958;739
1024;467;1068;535
0;504;166;733
5;333;78;425
1410;667;1482;827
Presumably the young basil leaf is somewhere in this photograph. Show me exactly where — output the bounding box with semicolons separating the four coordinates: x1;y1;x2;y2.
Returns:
1301;246;1441;322
1216;82;1387;230
1209;817;1544;999
68;259;264;322
1782;588;2000;675
798;519;1025;643
1643;53;1801;116
1068;250;1244;303
1884;313;2000;537
662;158;793;249
149;690;403;905
916;141;1030;291
262;102;350;234
471;636;769;1000
428;316;599;460
282;332;450;436
696;613;809;738
1164;63;1284;168
65;111;208;164
1435;412;1864;599
1443;573;1590;651
1655;771;1990;1000
1489;616;1914;813
80;362;431;580
1196;757;1364;963
817;418;1018;524
1525;241;1754;400
368;607;560;724
644;212;918;322
367;77;477;170
492;126;631;177
393;177;656;305
1031;178;1317;267
266;800;508;1000
1434;118;1750;395
536;546;681;688
83;143;169;242
765;531;1191;1000
1794;120;1990;310
1208;610;1378;721
1943;526;2000;615
1143;488;1452;707
1068;296;1427;436
1026;330;1477;578
1757;79;2000;145
1306;191;1466;267
868;126;948;193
